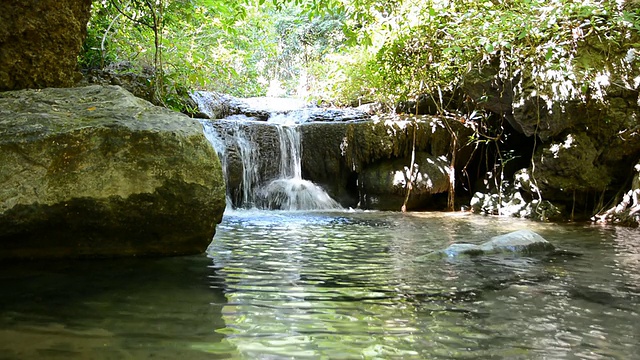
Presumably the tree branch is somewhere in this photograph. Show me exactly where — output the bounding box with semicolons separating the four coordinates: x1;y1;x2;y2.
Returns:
109;0;153;29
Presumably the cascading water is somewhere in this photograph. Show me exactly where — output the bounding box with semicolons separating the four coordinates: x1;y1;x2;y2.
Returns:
198;99;341;211
260;114;340;210
201;117;261;209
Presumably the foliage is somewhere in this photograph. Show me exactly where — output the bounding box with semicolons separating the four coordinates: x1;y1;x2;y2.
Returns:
81;0;640;111
81;0;270;110
272;8;347;96
80;0;352;111
309;0;640;107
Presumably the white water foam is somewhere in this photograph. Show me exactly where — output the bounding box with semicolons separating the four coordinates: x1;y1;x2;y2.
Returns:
259;114;341;210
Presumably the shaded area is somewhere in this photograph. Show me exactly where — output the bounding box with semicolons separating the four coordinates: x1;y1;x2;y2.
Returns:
0;256;227;359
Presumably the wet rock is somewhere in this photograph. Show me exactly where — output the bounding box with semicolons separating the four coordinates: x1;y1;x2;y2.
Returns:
438;243;485;257
300;115;472;210
191;92;311;120
568;286;638;311
0;0;92;90
479;229;555;254
298;121;357;207
426;230;555;258
190;91;251;120
292;108;370;122
359;153;451;210
356;102;385;114
0;85;226;259
201;119;281;208
191;91;370;123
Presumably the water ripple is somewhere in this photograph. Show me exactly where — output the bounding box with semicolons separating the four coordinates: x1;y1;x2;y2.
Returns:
206;210;640;359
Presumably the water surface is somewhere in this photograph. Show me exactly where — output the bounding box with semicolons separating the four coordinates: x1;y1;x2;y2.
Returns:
206;210;640;359
1;210;639;359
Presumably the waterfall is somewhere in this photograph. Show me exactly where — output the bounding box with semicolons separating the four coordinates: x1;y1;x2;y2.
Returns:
200;118;261;209
260;117;340;210
269;113;302;179
199;109;341;211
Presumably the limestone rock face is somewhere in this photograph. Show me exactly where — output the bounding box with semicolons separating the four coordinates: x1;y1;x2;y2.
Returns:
0;85;226;259
462;47;640;219
535;132;610;195
300;115;471;210
201;119;281;207
0;0;92;90
299;122;356;206
359;153;451;210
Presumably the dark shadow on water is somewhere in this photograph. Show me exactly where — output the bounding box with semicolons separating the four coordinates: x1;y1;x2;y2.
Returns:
0;255;229;360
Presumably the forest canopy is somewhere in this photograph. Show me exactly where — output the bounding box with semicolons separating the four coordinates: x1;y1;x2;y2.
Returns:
81;0;640;110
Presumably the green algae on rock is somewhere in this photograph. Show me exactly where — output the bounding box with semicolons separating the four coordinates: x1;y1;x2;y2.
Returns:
0;85;226;259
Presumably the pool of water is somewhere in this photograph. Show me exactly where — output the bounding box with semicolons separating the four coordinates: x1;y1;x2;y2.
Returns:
0;210;639;359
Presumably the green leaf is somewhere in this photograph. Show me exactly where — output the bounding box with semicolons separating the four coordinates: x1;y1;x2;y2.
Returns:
545;47;554;61
484;43;494;53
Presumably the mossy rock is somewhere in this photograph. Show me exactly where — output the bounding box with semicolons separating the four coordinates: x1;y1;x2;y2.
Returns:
0;85;226;259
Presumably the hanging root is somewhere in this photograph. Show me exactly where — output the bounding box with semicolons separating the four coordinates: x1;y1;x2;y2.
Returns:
402;118;418;212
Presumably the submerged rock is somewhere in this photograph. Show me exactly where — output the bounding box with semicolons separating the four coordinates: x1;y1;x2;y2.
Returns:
478;229;555;254
0;85;226;259
426;229;555;258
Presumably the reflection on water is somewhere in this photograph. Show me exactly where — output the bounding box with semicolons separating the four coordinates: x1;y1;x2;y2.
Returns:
0;210;639;359
0;256;227;359
207;210;640;359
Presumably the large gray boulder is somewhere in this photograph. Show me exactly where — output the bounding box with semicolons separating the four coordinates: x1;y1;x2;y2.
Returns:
0;85;226;259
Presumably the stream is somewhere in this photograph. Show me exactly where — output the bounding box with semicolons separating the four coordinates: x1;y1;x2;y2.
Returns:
1;210;639;359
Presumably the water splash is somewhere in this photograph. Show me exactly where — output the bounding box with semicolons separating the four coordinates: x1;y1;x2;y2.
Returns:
260;178;341;210
260;115;341;210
